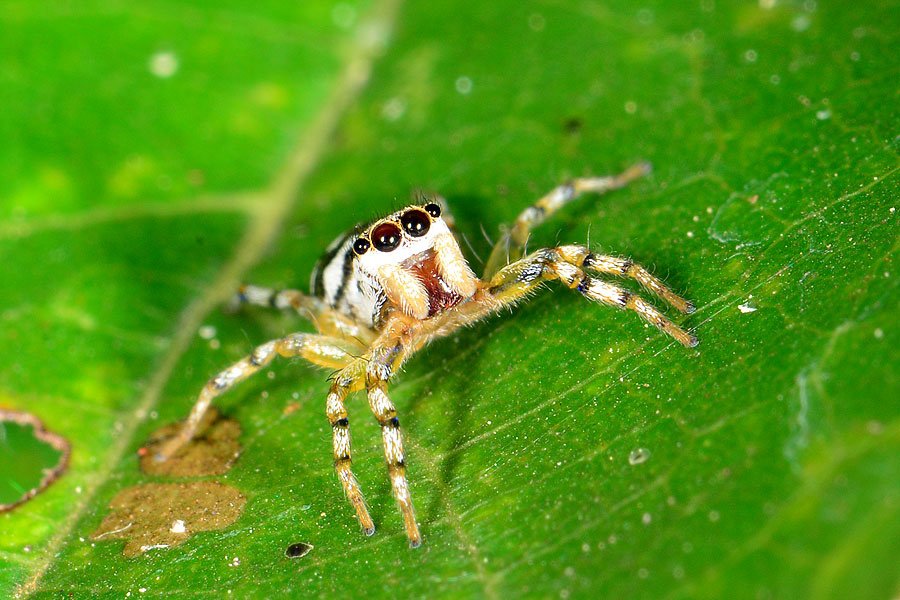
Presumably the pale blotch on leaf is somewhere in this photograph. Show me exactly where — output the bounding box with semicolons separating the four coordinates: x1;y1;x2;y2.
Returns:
91;481;246;557
148;51;178;78
139;408;241;477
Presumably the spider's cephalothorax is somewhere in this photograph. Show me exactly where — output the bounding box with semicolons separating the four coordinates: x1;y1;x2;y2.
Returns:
156;163;697;548
310;201;477;328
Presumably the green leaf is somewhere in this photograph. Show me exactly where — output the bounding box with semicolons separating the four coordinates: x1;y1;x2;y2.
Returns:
2;0;897;598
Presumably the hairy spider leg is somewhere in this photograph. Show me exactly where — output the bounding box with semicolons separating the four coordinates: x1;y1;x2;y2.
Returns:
324;329;421;547
231;284;376;342
366;340;421;547
230;283;325;313
483;162;652;278
155;333;364;461
326;361;376;536
553;245;695;314
225;283;381;533
482;247;698;348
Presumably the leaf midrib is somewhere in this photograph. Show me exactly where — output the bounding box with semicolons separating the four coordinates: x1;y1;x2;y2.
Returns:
17;0;404;594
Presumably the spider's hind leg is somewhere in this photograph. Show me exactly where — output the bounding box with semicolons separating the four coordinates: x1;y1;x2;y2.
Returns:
486;247;697;348
229;284;321;314
230;284;375;342
156;333;363;461
483;162;651;278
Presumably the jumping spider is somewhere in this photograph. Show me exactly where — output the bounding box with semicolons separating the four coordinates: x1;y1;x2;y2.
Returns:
157;162;697;547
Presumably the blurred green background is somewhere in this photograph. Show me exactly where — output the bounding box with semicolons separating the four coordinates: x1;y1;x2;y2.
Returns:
1;0;897;597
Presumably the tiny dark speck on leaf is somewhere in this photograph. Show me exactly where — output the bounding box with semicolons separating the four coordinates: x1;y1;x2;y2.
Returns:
286;542;313;558
563;117;583;134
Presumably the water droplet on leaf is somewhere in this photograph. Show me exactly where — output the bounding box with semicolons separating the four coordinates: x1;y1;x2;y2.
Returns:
628;448;651;465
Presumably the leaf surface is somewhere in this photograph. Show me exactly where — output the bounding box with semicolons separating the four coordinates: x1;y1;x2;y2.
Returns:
1;0;897;598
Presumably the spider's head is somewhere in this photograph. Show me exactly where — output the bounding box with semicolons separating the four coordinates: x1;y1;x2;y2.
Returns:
352;201;477;320
352;202;444;265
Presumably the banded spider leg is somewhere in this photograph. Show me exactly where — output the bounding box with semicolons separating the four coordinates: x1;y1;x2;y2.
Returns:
155;332;364;461
483;162;652;277
482;245;697;347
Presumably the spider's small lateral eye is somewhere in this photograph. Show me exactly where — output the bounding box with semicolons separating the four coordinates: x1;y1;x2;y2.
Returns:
371;222;402;252
352;238;370;256
423;202;441;218
400;209;431;237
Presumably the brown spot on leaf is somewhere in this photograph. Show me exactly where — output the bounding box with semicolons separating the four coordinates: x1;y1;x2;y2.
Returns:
91;481;246;557
0;409;70;513
140;408;241;477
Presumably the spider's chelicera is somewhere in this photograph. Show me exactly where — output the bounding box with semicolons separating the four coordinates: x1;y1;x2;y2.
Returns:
157;163;697;548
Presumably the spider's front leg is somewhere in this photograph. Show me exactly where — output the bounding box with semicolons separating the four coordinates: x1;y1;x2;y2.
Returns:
486;247;698;347
325;361;376;536
328;333;421;546
557;245;695;314
363;336;422;547
483;162;652;278
156;333;362;461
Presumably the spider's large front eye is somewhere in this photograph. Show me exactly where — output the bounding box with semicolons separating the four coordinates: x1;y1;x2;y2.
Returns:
371;222;402;252
400;209;431;237
352;238;370;255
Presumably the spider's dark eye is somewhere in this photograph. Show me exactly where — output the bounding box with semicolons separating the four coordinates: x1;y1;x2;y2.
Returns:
371;222;402;252
424;202;441;218
400;209;431;237
352;238;370;256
